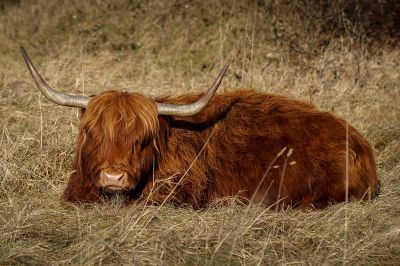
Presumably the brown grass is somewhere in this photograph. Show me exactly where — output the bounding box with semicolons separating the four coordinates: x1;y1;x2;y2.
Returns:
0;0;399;264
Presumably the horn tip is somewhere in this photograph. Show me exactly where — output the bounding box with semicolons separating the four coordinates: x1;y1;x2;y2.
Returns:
20;44;26;53
221;64;229;76
20;45;29;61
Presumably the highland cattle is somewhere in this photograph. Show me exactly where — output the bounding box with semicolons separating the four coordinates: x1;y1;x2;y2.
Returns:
21;46;379;209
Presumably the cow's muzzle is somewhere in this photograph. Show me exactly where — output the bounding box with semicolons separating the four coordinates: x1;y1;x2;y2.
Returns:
97;169;133;192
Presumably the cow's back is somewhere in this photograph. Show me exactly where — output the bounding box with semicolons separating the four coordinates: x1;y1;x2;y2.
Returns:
145;90;378;208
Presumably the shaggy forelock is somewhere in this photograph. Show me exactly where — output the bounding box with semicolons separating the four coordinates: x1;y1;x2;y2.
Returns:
82;91;159;144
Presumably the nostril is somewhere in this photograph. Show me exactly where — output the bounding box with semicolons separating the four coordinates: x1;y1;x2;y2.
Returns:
118;174;123;181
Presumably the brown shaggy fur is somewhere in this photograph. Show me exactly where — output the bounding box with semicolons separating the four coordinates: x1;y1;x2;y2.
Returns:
63;90;379;209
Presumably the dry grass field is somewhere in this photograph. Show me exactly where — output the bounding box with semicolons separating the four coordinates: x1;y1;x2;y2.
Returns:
0;0;399;265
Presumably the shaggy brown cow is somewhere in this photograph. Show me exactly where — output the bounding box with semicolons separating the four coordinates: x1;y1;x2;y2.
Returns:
21;46;379;209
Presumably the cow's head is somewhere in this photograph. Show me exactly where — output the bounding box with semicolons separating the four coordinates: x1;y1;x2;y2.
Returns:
20;46;227;194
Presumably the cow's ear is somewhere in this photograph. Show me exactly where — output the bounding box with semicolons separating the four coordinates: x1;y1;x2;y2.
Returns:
79;94;95;118
80;108;86;117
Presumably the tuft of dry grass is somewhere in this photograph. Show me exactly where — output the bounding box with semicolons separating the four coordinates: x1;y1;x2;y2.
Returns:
0;0;399;264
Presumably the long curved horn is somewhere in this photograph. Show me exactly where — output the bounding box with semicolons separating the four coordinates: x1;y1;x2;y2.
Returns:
156;64;229;116
20;45;90;108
